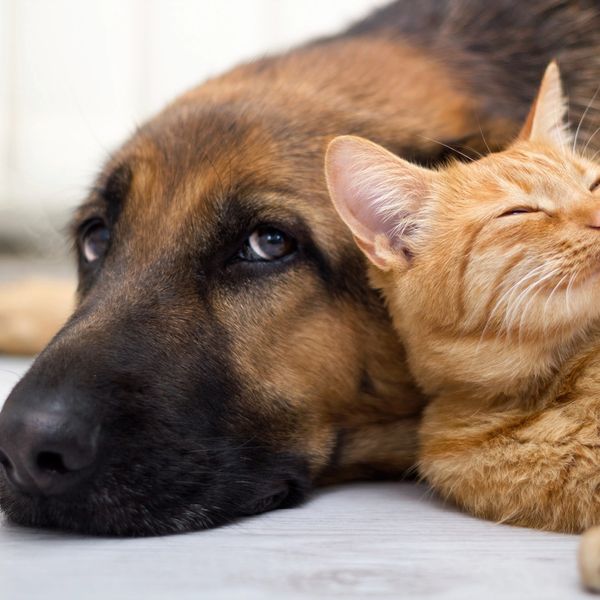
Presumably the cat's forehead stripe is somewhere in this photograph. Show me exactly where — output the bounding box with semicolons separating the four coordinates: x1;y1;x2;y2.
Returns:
480;149;592;199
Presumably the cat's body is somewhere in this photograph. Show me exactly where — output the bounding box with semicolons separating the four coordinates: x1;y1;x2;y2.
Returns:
413;143;600;528
325;63;600;533
420;338;600;532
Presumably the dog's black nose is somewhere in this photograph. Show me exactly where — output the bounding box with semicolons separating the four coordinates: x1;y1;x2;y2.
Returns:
0;392;99;496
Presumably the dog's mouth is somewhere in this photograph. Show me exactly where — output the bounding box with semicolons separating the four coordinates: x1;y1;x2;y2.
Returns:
0;488;212;536
0;365;313;536
0;469;309;537
239;479;304;516
0;319;313;537
0;433;311;536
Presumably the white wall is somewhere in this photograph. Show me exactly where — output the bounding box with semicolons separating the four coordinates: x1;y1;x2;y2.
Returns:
0;0;387;248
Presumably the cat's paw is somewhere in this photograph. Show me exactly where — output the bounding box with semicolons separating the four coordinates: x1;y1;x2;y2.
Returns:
0;278;75;355
579;526;600;593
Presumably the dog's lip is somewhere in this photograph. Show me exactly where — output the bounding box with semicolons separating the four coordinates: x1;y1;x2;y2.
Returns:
0;463;311;535
241;474;310;516
240;481;291;516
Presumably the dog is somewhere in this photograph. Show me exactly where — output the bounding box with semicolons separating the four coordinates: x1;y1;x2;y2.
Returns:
1;0;600;536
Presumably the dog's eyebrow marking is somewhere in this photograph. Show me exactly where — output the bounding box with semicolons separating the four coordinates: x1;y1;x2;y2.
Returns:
98;164;133;224
71;163;133;237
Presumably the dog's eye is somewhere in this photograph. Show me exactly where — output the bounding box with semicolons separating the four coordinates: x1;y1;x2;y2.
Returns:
498;207;536;217
81;221;110;263
240;227;297;261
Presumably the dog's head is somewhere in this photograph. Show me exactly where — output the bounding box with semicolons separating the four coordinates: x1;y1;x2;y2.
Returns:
0;39;483;535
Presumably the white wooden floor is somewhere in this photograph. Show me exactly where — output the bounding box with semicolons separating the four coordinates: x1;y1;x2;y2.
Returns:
0;358;588;599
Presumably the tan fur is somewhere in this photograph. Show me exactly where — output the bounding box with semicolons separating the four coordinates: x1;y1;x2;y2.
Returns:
0;36;515;364
7;2;600;521
326;63;600;533
6;35;467;486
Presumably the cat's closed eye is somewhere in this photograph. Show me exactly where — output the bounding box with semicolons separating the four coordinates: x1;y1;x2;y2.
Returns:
590;177;600;192
497;207;538;218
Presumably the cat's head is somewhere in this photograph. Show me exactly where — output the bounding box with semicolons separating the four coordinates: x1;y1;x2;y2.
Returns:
325;63;600;394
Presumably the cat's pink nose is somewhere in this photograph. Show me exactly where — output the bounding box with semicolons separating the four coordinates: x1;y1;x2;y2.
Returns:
588;209;600;229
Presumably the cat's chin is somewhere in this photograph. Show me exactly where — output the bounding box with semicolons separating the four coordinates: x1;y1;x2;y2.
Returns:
517;267;600;311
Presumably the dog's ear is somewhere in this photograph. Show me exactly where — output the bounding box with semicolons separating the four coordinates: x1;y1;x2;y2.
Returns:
518;61;571;148
325;135;435;271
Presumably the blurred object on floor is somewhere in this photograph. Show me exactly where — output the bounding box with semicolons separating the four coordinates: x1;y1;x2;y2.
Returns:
0;275;75;356
0;254;74;282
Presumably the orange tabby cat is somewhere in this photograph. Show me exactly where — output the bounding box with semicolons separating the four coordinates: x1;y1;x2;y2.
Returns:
325;62;600;535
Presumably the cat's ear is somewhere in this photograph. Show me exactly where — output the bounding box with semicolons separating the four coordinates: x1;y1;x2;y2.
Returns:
325;135;435;271
518;61;571;148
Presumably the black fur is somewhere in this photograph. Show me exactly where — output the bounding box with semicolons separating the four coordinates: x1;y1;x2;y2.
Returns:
345;0;600;141
2;0;600;536
0;268;310;536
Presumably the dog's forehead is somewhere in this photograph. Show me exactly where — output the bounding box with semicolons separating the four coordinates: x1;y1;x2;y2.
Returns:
96;102;351;259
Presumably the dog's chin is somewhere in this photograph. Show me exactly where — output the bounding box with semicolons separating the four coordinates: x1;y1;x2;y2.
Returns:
0;480;211;536
0;469;310;537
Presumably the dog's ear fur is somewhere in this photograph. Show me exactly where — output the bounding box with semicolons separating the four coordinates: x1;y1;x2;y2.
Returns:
518;61;571;148
325;135;435;271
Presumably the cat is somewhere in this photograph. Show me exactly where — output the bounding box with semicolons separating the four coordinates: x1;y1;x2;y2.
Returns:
325;61;600;538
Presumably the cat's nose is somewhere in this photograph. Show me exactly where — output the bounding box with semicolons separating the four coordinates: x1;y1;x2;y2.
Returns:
587;209;600;229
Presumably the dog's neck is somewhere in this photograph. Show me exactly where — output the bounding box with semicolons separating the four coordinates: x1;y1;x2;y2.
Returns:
316;311;427;483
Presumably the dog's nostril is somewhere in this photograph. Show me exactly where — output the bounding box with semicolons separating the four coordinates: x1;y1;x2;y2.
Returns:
36;451;69;475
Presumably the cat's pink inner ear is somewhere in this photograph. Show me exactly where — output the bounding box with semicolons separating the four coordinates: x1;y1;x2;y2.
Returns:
519;61;571;147
325;135;431;269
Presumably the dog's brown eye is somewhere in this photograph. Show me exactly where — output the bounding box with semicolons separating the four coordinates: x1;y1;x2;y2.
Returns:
81;222;110;263
243;227;297;261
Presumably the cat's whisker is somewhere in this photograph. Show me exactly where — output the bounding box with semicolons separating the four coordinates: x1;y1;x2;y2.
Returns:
542;272;570;333
573;83;600;153
517;285;546;344
509;268;559;330
462;145;485;160
486;264;544;324
515;267;563;343
477;117;492;155
565;267;581;317
477;263;547;349
582;124;600;158
590;147;600;164
500;264;548;316
503;267;560;341
480;270;536;341
419;135;476;162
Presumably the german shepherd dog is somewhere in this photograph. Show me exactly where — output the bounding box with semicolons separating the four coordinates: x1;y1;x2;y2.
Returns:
1;0;600;536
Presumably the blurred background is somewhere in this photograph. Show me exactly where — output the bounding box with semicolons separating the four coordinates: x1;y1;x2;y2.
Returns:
0;0;386;273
